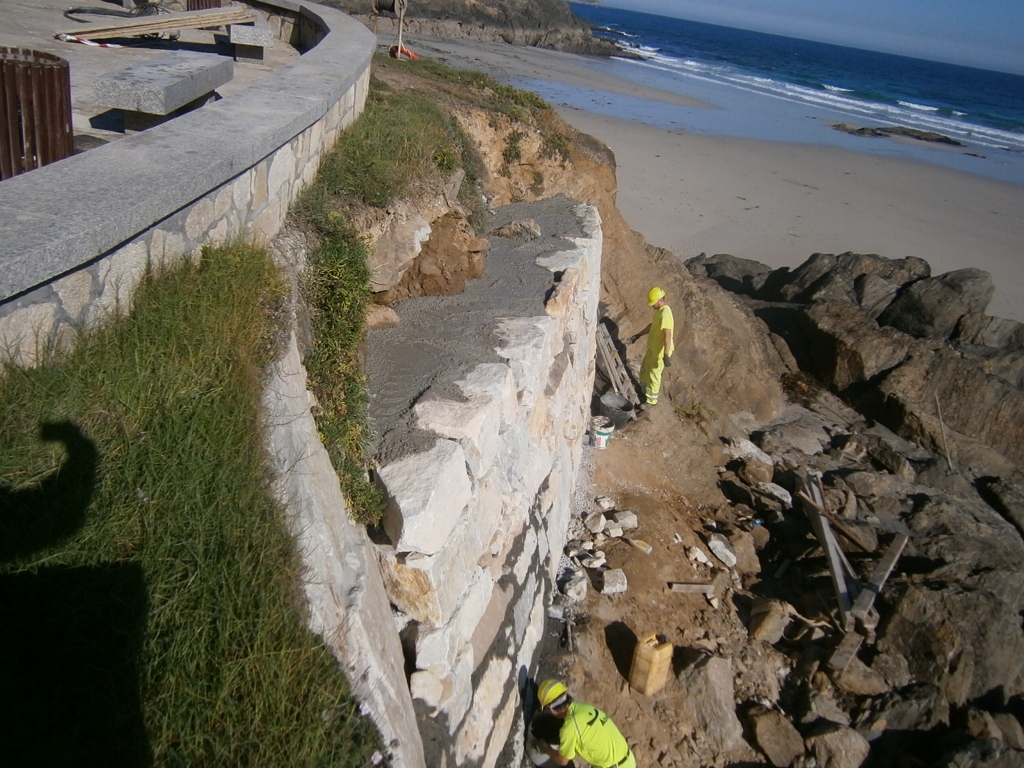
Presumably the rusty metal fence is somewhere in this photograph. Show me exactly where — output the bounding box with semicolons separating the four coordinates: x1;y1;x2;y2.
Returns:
0;48;74;181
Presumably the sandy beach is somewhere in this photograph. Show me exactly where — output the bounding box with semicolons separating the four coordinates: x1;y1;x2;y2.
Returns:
412;37;1024;321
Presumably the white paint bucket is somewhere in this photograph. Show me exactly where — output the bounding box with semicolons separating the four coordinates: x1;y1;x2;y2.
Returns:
591;416;614;449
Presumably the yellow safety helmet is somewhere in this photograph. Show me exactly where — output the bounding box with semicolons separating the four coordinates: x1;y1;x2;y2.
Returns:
537;679;568;708
647;286;666;306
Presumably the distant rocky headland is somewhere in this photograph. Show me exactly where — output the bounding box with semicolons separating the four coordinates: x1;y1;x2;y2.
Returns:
324;0;629;55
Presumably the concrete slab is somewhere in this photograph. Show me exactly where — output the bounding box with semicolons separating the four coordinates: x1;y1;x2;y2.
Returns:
94;52;234;115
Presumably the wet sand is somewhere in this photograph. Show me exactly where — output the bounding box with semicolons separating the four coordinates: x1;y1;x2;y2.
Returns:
410;37;1024;322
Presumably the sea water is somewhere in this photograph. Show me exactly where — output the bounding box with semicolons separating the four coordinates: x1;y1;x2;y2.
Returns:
515;4;1024;186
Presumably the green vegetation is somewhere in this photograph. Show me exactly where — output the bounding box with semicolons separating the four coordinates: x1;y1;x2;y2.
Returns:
674;401;719;423
501;129;524;175
0;244;381;765
291;68;494;521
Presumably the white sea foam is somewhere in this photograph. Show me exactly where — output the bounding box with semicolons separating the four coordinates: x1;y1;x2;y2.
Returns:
824;84;854;93
898;100;940;112
618;54;1024;153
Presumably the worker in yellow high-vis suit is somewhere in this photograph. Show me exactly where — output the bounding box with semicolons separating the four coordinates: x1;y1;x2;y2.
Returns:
536;680;635;768
634;286;674;407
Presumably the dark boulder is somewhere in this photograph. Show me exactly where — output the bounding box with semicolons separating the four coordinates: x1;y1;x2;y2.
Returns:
770;252;929;309
879;268;994;339
868;346;1024;475
796;301;913;391
954;314;1024;351
686;252;773;298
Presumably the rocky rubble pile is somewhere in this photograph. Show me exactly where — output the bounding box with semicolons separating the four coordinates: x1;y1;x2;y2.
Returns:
653;250;1024;768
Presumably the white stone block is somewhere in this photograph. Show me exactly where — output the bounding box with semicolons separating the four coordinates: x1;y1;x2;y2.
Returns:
455;656;513;764
0;303;57;367
611;510;638;530
601;569;628;594
444;650;475;734
377;503;490;627
493;316;557;410
724;436;774;465
413;388;503;478
512;526;538;584
410;670;444;708
379;439;472;555
457;363;517;426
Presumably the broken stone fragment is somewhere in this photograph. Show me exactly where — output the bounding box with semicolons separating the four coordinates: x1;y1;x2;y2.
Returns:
584;512;607;534
738;457;774;486
595;495;616;511
601;569;628;594
677;655;744;753
706;533;737;567
562;574;588;603
581;552;607;569
605;525;624;538
748;705;805;768
748;597;794;644
753;481;792;508
687;546;711;565
833;657;890;696
804;723;870;768
489;218;542;239
610;510;638;530
802;690;851;726
724;436;774;465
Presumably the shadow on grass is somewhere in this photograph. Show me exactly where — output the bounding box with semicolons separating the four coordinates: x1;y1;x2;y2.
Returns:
1;421;97;562
0;421;152;767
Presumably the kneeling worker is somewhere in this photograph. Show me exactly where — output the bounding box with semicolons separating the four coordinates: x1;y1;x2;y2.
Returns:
537;679;635;768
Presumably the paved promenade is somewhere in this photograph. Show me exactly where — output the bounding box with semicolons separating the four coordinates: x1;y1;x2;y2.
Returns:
0;0;297;145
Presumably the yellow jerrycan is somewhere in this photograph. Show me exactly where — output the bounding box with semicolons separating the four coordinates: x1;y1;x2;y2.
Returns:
628;633;673;696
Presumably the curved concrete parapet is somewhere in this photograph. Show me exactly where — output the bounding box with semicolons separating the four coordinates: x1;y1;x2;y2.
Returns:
0;0;373;366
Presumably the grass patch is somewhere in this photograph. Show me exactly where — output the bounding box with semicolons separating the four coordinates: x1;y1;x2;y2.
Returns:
0;243;381;765
292;207;385;524
315;84;480;211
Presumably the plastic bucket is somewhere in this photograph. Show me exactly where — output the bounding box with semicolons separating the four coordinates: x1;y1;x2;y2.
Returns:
599;393;634;430
591;416;614;449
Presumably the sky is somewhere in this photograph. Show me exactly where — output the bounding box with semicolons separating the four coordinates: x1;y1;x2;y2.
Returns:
598;0;1024;75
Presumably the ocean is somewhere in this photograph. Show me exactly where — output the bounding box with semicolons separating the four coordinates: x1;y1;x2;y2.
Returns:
515;3;1024;186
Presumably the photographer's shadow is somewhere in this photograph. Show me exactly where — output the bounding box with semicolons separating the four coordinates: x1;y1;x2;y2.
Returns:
1;421;152;767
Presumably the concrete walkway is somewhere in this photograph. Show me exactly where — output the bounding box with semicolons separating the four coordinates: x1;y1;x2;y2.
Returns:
0;0;298;145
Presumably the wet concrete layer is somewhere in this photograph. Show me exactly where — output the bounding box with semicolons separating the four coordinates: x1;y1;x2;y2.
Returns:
366;195;587;466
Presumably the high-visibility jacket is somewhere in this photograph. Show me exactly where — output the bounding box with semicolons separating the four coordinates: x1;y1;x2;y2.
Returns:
646;304;674;358
558;702;633;768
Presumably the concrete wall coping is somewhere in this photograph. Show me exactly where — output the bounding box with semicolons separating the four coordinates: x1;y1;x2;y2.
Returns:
0;0;374;301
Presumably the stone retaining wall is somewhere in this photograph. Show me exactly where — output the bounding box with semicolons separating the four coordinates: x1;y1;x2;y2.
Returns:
0;0;373;366
374;202;603;767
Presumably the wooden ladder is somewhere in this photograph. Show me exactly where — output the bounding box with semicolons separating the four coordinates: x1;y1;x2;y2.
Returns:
596;324;639;408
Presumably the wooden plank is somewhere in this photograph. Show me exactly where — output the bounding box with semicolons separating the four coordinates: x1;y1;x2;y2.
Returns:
850;533;909;620
55;7;255;40
797;474;855;631
828;631;864;672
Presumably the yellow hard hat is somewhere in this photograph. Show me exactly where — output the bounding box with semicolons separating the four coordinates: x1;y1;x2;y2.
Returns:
647;286;666;306
537;679;568;708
